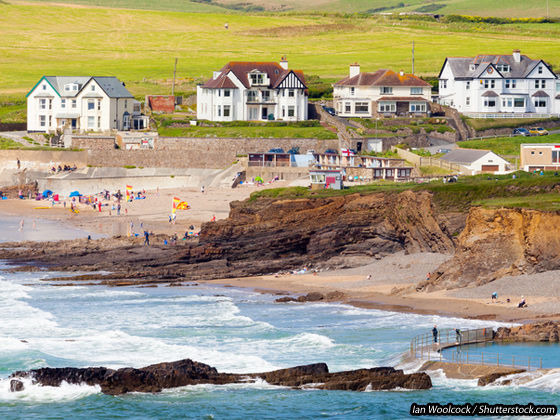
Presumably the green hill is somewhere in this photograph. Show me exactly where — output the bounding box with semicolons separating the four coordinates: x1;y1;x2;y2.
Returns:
18;0;560;17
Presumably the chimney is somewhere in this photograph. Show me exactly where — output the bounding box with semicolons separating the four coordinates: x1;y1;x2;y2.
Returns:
280;56;288;70
349;63;360;78
399;70;405;76
513;50;521;63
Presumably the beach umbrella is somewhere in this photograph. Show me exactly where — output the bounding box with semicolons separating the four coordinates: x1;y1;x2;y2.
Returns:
42;189;53;197
255;176;264;183
69;191;82;197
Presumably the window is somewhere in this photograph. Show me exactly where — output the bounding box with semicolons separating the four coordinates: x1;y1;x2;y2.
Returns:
355;102;368;113
288;90;295;97
484;99;496;107
379;102;396;112
411;87;422;95
262;91;270;101
535;80;547;88
288;106;295;117
97;116;101;128
247;91;257;101
553;150;560;163
97;100;101;111
466;81;470;90
61;99;66;109
73;85;77;91
223;105;231;117
48;99;52;110
557;82;560;91
91;85;95;91
48;115;52;127
496;64;510;72
39;99;46;110
534;99;547;108
380;87;393;94
88;116;95;128
39;115;46;127
466;97;470;106
410;102;426;112
502;98;513;108
124;100;128;108
88;100;95;110
350;87;355;96
483;80;495;89
282;107;285;117
65;85;70;91
224;89;230;97
514;98;525;108
249;73;264;85
440;80;447;89
345;102;351;113
43;84;47;90
538;66;543;74
218;90;221;97
217;105;221;117
505;79;517;89
505;80;510;89
72;99;76;109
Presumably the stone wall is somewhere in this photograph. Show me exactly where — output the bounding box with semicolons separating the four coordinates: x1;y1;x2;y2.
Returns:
71;136;115;151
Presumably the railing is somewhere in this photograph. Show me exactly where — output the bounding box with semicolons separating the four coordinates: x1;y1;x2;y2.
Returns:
410;327;493;359
463;113;560;119
450;350;542;371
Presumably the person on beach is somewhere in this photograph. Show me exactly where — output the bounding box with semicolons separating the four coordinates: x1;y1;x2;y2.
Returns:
426;272;431;282
518;296;527;308
17;158;20;170
491;291;498;302
143;231;150;246
201;185;205;194
432;325;438;343
211;215;216;222
117;204;121;216
455;328;462;344
18;219;24;232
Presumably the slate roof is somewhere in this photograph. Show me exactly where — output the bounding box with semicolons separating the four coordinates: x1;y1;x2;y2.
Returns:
202;62;306;89
334;69;430;87
481;91;499;97
441;53;547;80
439;149;492;165
41;76;133;98
532;90;549;97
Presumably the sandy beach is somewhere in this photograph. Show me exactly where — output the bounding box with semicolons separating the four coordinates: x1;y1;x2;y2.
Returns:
0;182;288;238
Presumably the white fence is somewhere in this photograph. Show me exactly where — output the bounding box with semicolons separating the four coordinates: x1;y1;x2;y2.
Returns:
463;113;560;119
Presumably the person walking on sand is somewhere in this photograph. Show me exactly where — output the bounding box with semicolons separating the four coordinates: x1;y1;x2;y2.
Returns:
143;230;150;246
201;185;205;194
491;291;498;302
432;325;438;344
17;158;20;170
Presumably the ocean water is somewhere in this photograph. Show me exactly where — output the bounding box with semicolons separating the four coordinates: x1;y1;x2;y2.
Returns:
0;263;559;420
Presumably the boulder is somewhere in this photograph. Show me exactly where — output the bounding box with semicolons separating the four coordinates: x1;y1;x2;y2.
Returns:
9;379;24;392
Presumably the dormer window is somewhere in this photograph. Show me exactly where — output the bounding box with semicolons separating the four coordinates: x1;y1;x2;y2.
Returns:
249;72;265;86
65;85;70;91
538;66;543;74
380;87;393;94
73;85;78;91
496;64;510;72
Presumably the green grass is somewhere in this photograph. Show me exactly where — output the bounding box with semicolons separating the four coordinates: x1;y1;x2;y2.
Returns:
248;171;560;212
1;3;560;102
465;117;560;131
0;99;25;123
459;133;560;157
0;136;60;150
419;166;455;176
474;192;560;211
159;125;337;139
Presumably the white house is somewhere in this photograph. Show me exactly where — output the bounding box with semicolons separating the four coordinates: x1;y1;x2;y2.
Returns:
333;65;432;117
27;76;147;133
439;149;510;174
197;58;308;122
438;50;560;116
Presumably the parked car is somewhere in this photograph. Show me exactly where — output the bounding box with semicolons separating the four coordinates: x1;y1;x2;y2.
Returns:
268;148;285;154
324;148;338;154
322;105;336;116
513;128;531;136
528;127;541;136
437;148;452;154
531;127;549;136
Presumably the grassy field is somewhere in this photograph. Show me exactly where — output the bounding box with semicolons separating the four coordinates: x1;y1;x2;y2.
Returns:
473;192;560;211
465;117;560;131
248;171;560;212
1;2;560;101
459;133;560;157
22;0;560;17
158;125;337;139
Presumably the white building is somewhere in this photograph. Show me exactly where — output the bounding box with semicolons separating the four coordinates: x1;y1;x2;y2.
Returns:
438;50;560;116
439;149;510;175
333;65;431;117
27;76;147;133
197;59;308;122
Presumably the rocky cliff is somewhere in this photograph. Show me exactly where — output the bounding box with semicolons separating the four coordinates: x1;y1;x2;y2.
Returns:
418;207;560;291
9;359;432;394
494;321;560;342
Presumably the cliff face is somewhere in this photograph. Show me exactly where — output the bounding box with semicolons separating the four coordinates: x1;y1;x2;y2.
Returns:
419;207;560;291
180;190;455;279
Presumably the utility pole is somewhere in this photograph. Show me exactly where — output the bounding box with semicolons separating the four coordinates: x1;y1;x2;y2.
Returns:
171;57;178;97
412;40;415;74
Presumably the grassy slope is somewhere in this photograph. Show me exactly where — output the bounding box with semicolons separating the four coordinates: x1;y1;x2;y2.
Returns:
1;3;560;99
18;0;560;17
459;133;560;157
159;125;337;139
465;117;560;131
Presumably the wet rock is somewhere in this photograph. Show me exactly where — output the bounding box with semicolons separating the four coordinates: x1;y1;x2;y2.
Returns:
10;359;432;395
478;370;525;386
10;379;24;392
494;321;560;342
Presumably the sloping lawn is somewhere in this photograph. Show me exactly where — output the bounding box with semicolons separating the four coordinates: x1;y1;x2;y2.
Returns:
459;133;560;157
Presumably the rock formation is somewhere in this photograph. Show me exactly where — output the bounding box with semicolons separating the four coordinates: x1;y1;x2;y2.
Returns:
10;359;432;395
418;207;560;291
494;321;560;342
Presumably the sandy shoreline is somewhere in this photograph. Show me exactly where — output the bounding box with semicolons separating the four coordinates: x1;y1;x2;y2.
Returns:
2;185;559;324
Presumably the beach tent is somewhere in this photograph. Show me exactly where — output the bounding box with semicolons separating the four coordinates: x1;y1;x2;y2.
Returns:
69;191;82;197
42;190;53;197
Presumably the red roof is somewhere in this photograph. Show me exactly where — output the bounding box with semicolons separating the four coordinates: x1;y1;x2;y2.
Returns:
335;69;430;87
201;61;306;89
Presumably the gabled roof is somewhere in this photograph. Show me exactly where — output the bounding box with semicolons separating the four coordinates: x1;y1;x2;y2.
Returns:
440;149;496;165
27;76;133;98
532;90;549;98
440;53;556;80
201;61;306;89
334;69;430;87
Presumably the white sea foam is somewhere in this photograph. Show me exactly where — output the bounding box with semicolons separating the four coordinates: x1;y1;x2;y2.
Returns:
0;377;100;403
